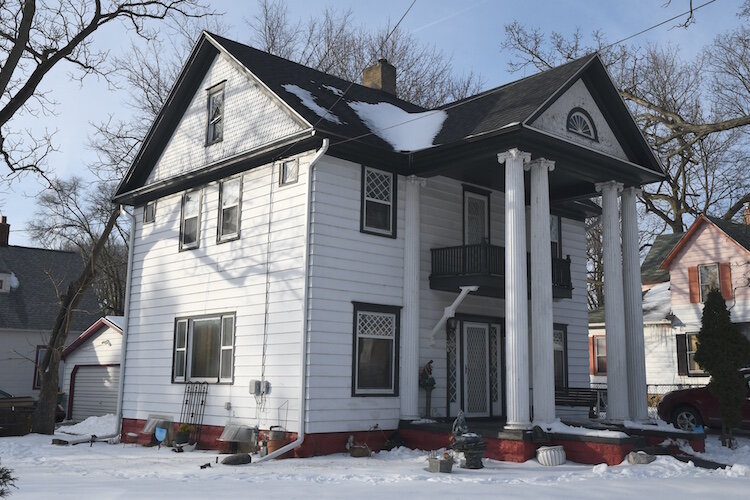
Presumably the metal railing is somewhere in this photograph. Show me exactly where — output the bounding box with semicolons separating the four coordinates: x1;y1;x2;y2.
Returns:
430;241;572;290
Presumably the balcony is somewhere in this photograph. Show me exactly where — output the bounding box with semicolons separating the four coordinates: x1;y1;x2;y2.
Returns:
429;242;572;299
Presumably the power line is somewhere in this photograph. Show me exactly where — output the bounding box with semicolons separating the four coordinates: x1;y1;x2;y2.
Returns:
602;0;718;50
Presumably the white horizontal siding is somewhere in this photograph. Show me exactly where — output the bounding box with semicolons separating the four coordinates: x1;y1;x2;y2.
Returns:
122;151;316;432
62;324;123;402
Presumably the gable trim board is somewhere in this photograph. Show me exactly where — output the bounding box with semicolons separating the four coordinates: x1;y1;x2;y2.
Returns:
62;317;123;360
660;215;750;269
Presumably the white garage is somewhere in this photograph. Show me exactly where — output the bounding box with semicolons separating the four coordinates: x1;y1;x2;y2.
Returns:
62;316;123;421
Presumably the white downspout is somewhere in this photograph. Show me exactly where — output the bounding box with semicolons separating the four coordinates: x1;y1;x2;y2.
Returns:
115;207;137;437
256;138;329;462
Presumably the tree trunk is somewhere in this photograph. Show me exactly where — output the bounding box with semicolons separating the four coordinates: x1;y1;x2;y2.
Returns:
31;206;121;433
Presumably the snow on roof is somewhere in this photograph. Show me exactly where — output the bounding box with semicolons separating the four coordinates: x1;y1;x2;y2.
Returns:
282;84;343;124
642;281;672;323
105;315;125;331
348;101;447;152
322;84;344;96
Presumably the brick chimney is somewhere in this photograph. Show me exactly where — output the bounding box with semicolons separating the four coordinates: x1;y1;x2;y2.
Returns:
362;59;396;96
0;216;8;247
743;202;750;226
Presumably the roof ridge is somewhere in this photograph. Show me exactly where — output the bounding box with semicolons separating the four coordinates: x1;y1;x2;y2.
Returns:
0;244;79;255
436;52;597;111
205;31;427;111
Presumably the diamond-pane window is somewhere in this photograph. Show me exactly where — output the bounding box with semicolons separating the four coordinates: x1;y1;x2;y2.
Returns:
207;85;224;144
362;166;395;236
566;108;598;141
447;327;456;403
489;325;498;403
353;305;399;395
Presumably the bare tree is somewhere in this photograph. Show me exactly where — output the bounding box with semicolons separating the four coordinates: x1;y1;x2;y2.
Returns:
248;0;483;108
502;9;750;308
0;0;213;181
6;1;216;434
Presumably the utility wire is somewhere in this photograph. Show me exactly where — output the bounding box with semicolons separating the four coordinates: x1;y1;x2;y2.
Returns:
327;0;721;151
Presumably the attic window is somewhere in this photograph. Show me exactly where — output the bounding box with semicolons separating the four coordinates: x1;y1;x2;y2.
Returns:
206;83;225;145
566;108;598;141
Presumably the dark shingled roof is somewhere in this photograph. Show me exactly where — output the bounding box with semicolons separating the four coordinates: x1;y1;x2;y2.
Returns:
0;245;101;333
641;232;683;285
706;215;750;253
434;55;594;144
212;33;427;151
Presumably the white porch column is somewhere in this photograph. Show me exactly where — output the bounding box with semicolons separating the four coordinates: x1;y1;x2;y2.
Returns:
400;175;424;420
621;187;648;421
595;181;629;422
498;148;531;430
528;158;556;424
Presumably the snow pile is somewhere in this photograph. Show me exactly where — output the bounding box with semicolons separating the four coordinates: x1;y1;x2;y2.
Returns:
348;101;447;152
282;84;343;124
642;281;672;322
541;420;629;438
58;414;117;436
623;419;682;432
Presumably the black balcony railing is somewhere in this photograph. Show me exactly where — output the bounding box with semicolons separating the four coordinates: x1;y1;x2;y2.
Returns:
429;241;572;299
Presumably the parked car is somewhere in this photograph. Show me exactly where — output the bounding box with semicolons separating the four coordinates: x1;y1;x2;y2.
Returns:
657;369;750;431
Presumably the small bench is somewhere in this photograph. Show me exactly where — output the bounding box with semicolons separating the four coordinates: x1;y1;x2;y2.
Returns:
555;388;605;418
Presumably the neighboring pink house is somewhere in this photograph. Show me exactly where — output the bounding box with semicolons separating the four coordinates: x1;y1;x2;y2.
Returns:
590;211;750;389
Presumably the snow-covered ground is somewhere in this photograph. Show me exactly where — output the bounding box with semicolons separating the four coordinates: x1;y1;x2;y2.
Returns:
1;416;749;499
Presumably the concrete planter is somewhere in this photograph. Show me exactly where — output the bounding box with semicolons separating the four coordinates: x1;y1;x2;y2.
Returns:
536;445;566;466
428;458;453;473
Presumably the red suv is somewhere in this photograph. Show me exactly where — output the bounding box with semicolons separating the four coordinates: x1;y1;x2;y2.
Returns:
657;369;750;431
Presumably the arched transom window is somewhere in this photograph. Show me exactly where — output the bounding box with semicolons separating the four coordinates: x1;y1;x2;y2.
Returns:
566;108;598;141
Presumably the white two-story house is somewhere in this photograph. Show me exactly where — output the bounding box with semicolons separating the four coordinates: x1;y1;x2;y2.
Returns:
113;32;664;456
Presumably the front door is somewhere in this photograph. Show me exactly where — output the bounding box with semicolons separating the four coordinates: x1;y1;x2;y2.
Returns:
462;322;490;417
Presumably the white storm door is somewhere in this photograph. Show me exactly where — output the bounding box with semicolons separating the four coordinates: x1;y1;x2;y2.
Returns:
462;322;490;417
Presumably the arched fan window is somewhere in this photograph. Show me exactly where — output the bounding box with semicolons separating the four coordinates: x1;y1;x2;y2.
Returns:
566;108;598;141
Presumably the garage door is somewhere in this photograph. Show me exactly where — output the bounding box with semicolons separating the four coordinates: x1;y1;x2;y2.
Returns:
70;365;120;421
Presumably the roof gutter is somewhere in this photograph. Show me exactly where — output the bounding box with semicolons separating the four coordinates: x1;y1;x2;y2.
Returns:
115;207;137;437
255;137;329;462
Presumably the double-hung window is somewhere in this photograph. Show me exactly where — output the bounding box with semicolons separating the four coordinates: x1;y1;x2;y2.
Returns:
206;84;224;145
698;263;720;303
33;345;48;390
686;333;705;375
143;201;156;224
173;314;235;383
553;325;567;388
180;189;202;250
550;215;561;258
352;303;400;396
218;178;241;241
361;166;396;237
594;336;606;374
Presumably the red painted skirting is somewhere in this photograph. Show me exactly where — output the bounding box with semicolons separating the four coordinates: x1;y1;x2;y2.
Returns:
120;418;704;466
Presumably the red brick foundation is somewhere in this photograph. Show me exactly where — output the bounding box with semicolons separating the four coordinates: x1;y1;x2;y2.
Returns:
548;438;634;465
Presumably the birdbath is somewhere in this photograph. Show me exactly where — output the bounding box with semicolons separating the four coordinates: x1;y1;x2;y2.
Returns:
450;410;487;469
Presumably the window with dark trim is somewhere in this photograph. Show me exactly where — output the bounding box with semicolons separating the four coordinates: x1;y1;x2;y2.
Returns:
352;302;400;396
33;345;48;390
594;336;606;375
463;186;490;245
553;324;568;388
206;83;224;145
361;166;396;237
218;178;241;242
180;189;202;250
550;215;562;258
280;159;299;185
566;107;598;141
172;313;235;383
143;201;156;224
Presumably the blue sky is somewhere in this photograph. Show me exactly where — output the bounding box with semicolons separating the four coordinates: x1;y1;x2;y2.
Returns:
1;0;743;246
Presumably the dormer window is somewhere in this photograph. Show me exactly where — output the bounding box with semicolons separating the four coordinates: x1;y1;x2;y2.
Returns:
206;83;225;145
566;108;598;141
